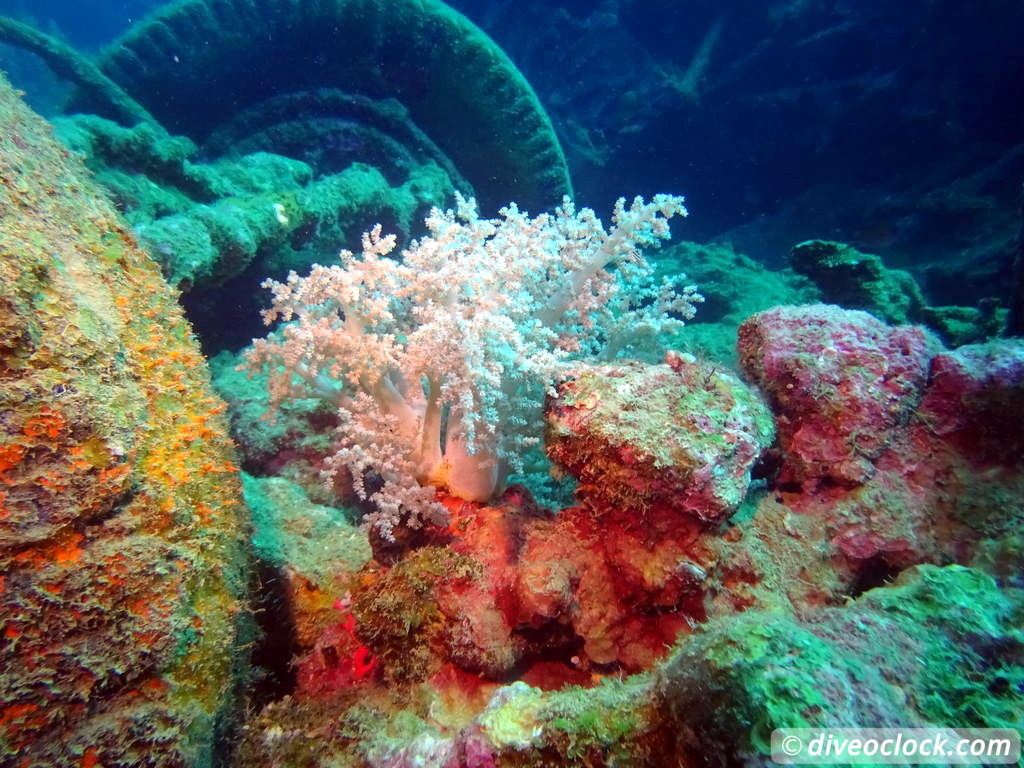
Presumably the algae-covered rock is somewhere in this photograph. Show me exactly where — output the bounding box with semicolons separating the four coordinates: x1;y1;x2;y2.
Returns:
658;564;1024;765
55;114;458;291
244;474;370;589
235;564;1022;767
546;356;775;523
790;239;1010;345
656;240;819;366
0;75;248;767
790;239;928;326
209;349;345;506
921;302;1006;347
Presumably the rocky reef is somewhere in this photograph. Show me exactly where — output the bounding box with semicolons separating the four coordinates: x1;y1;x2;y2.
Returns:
223;302;1024;766
0;75;248;766
0;1;1021;764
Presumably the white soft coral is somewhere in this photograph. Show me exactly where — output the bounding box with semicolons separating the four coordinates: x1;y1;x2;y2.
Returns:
244;193;701;539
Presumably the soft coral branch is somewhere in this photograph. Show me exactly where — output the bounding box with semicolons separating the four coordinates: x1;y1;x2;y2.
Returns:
243;193;701;539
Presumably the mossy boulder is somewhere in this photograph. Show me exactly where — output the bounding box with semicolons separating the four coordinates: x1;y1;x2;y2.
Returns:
658;564;1024;765
0;75;249;767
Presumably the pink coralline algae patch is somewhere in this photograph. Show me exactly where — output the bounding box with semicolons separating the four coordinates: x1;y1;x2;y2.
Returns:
296;601;379;694
738;304;936;490
738;304;1024;581
916;339;1024;465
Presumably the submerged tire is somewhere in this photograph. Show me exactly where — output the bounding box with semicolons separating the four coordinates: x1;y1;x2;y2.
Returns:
91;0;573;213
